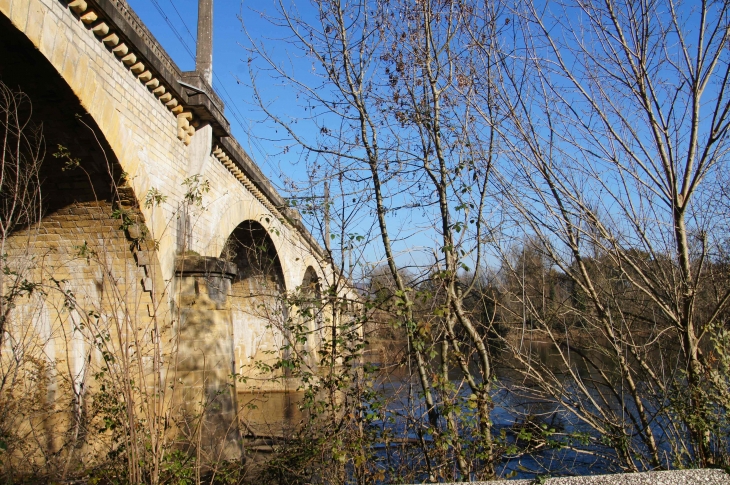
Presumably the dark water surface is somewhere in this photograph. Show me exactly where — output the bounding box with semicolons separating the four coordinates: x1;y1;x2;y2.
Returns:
238;338;678;481
365;340;614;480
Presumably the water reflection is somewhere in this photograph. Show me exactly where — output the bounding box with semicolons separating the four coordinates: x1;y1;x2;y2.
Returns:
365;339;622;478
238;391;305;438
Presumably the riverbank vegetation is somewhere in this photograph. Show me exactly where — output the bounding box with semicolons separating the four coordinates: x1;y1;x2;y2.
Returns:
241;0;730;481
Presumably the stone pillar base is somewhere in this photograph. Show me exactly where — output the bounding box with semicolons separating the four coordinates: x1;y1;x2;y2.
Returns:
174;255;241;461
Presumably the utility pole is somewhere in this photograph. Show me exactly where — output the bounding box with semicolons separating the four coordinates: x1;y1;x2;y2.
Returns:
196;0;213;85
186;0;214;173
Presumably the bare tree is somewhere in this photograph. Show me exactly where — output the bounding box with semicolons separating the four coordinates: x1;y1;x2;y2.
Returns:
0;81;43;352
491;0;730;471
241;0;730;479
243;0;513;480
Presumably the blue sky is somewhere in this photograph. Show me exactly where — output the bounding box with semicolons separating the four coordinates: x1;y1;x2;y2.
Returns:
122;0;729;280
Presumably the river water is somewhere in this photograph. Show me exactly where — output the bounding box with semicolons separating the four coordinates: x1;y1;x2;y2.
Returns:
237;338;678;481
363;340;612;480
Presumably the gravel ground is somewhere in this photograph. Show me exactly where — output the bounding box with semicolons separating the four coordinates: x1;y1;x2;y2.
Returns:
435;469;730;485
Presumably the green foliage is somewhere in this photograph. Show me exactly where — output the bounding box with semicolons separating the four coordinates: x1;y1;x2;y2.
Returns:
182;174;210;207
160;450;196;485
111;208;135;231
74;240;97;263
53;144;80;171
145;187;168;208
0;255;42;324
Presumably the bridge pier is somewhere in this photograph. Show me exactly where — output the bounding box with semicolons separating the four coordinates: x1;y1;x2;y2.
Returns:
174;256;242;461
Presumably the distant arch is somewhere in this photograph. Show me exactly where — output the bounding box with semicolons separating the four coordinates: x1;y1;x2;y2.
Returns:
222;220;289;377
300;266;324;367
209;204;290;279
222;220;287;293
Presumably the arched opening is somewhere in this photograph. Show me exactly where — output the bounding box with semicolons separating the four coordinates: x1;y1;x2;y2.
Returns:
300;266;324;367
0;12;162;473
223;220;298;437
221;220;288;376
0;14;128;215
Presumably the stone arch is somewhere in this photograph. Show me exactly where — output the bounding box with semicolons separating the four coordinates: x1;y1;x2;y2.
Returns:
207;200;290;277
0;9;166;467
299;266;325;366
0;2;185;277
0;5;160;307
221;220;289;380
301;266;323;305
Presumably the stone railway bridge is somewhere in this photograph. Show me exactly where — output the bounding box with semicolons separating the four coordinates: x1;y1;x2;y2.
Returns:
0;0;335;463
3;3;729;484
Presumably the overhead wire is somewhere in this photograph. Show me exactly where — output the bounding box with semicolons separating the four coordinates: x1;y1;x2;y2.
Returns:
167;0;197;45
149;0;196;61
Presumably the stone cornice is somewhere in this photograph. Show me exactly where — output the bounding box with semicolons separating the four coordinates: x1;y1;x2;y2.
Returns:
63;0;231;143
214;138;325;259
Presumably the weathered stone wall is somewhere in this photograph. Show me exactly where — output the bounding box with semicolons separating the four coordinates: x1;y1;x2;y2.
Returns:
3;200;166;471
174;256;241;460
